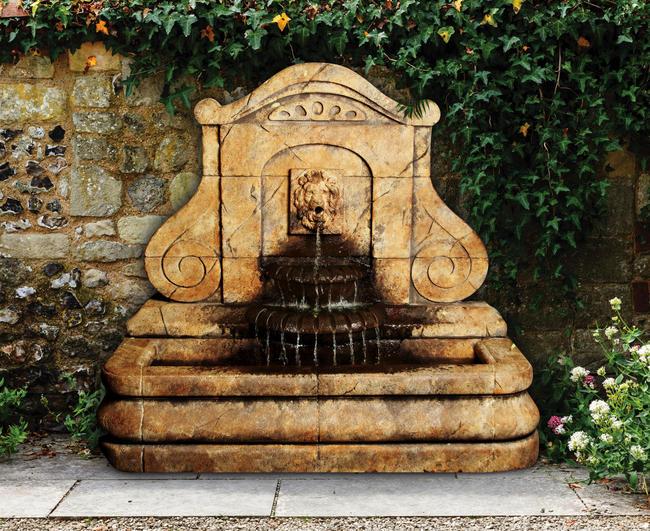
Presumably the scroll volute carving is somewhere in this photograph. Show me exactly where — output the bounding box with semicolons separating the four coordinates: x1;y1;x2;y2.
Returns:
411;179;488;303
145;176;221;302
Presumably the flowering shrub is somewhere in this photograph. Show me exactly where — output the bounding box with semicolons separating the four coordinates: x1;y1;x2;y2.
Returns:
538;297;649;493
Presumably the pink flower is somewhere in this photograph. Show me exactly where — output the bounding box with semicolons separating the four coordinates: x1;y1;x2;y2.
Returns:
584;375;596;388
547;416;565;435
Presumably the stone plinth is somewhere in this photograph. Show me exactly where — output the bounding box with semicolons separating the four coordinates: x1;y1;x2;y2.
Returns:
100;63;538;473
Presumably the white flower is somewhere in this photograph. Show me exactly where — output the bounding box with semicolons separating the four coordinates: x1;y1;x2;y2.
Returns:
570;366;589;382
561;415;573;425
609;297;622;311
597;366;606;377
600;433;614;444
568;431;590;452
602;378;617;391
630;445;647;462
554;425;566;435
589;400;610;422
638;345;650;356
604;326;618;339
592;330;601;339
611;417;623;430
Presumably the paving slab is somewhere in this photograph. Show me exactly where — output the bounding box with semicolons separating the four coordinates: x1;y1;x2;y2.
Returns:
0;480;75;517
51;479;278;517
274;475;587;517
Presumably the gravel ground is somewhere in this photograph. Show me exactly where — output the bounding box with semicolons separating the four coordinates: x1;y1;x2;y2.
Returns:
1;517;649;531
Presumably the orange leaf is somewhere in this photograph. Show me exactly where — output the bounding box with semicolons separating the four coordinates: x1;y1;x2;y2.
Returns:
84;55;97;74
519;122;530;137
95;19;109;35
577;36;590;48
201;25;215;43
272;12;291;32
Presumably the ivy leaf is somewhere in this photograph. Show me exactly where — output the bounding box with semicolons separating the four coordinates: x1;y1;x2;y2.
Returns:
437;26;454;44
502;35;520;52
616;34;633;44
245;28;266;50
180;14;197;37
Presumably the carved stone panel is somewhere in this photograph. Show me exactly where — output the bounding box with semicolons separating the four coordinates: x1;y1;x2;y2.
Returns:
145;63;489;305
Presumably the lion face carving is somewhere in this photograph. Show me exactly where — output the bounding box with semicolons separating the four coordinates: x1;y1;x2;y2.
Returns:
292;170;341;232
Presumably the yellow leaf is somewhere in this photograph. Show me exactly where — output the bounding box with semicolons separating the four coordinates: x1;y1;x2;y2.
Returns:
84;55;97;73
512;0;523;14
453;0;462;12
95;19;109;35
481;14;497;27
437;27;454;44
30;0;40;17
272;12;291;32
519;122;530;137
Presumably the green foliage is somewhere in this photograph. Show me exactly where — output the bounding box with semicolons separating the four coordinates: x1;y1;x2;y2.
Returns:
1;0;649;287
0;378;28;458
538;299;650;493
61;374;105;450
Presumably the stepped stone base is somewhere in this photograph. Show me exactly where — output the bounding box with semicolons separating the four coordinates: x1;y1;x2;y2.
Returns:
102;433;539;473
100;301;540;474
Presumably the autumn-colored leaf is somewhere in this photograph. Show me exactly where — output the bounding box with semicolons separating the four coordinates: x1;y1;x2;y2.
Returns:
356;13;364;23
95;19;109;35
519;122;530;137
512;0;523;14
384;0;393;10
577;36;590;48
84;55;97;73
481;14;497;27
201;25;215;43
272;12;291;32
55;21;64;31
466;47;474;55
522;45;530;52
453;0;462;12
437;26;455;44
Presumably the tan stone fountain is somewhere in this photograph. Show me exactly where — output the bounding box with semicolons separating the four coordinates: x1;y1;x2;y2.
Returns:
99;63;539;473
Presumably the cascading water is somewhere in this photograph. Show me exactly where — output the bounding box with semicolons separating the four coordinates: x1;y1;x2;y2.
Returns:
247;228;385;367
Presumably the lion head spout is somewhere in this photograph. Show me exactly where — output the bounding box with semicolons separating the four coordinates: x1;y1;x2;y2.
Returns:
292;170;341;232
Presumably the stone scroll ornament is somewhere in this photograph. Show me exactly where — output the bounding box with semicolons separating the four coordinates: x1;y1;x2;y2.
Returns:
144;175;221;302
411;182;489;303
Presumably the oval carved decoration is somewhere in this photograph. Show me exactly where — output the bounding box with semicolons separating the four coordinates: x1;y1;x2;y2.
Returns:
268;94;368;122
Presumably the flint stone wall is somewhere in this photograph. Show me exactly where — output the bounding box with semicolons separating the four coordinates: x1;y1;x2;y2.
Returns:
0;44;647;424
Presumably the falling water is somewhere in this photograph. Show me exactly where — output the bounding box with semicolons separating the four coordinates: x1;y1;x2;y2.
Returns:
353;281;358;304
264;310;274;366
280;329;288;365
295;332;301;367
361;329;368;364
313;332;319;366
374;325;382;364
332;330;337;366
348;330;355;365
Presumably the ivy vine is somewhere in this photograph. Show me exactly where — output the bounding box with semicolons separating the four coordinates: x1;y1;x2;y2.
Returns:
1;0;648;289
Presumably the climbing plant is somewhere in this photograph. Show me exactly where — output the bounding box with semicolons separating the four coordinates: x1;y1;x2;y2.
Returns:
1;0;648;287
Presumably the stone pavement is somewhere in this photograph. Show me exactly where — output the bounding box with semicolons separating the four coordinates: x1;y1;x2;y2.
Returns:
0;437;648;519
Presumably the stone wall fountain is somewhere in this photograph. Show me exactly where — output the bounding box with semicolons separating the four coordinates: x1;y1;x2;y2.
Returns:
98;63;539;473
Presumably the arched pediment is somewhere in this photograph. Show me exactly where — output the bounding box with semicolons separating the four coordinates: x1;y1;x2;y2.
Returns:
194;63;440;126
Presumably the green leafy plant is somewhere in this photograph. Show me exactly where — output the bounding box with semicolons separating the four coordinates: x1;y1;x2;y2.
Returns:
0;378;28;458
61;373;105;450
540;298;649;493
1;1;648;291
